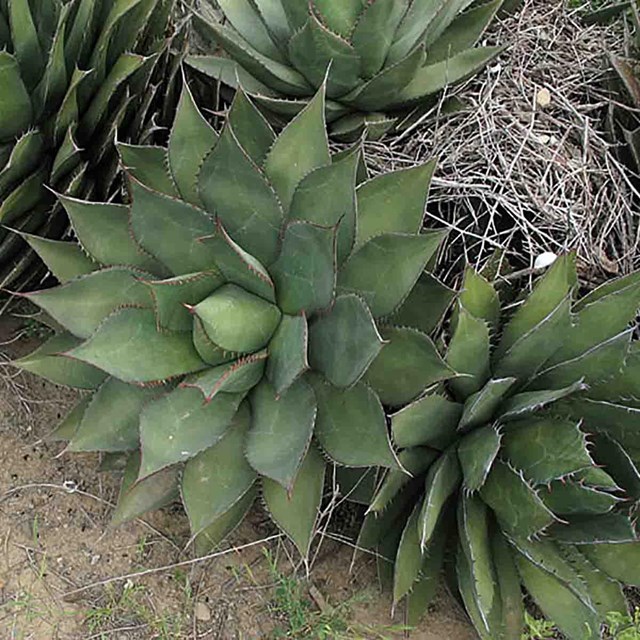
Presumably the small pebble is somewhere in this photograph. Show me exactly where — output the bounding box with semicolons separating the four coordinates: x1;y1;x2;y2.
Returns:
195;601;211;622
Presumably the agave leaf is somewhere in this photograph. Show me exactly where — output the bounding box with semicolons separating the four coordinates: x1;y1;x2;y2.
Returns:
226;87;275;166
168;81;218;205
264;85;330;211
393;503;424;603
502;417;592;484
129;178;217;274
181;403;257;535
480;461;556;538
118;143;178;197
393;47;503;108
366;326;456;406
590;433;640;499
183;352;268;401
391;394;462;450
0;129;43;194
491;532;525;640
59;194;162;273
192;15;311;96
335;466;378;505
270;220;336;315
355;161;435;248
378;523;404;591
515;553;600;640
12;332;107;389
422;0;478;48
455;542;493;639
576;467;622;492
253;0;291;44
419;449;461;548
194;486;257;556
64;0;95;68
0;164;50;224
428;0;503;64
581;542;640;587
246;379;316;490
67;307;207;383
447;305;491;401
266;313;309;395
458;377;516;432
54;67;93;144
310;377;398;469
198;124;283;265
351;0;407;78
457;268;500;328
308;294;383;388
588;341;640;401
369;447;438;512
389;272;454;336
111;451;179;527
541;480;622;516
8;0;44;90
500;379;587;421
48;396;90;441
263;445;325;558
50;126;82;184
288;13;362;99
192;316;236;367
288;149;358;264
337;230;446;318
18;233;95;283
143;270;224;332
458;424;501;493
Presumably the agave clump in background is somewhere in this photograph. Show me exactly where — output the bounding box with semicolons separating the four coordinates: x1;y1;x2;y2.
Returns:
187;0;504;140
12;83;455;558
360;255;640;639
0;0;176;291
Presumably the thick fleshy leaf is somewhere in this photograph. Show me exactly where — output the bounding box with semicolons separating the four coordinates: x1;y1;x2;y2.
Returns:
266;313;308;396
181;405;257;535
458;377;516;432
0;129;43;194
0;52;32;141
193;284;281;353
502;417;592;484
541;481;622;516
393;504;423;603
491;532;525;640
129;178;217;274
111;452;179;527
192;317;236;367
588;340;640;401
198;124;283;265
18;233;95;283
582;542;640;587
458;424;501;493
335;466;378;505
263;446;325;558
288;148;358;264
118;143;178;197
458;268;500;328
60;194;162;272
168;81;218;205
355;161;435;249
67;308;206;383
311;377;398;468
200;221;276;303
270;221;336;315
254;0;292;44
499;379;587;421
246;380;316;490
447;305;491;401
515;554;600;640
480;462;556;537
337;230;446;318
264;84;330;210
25;268;153;339
456;544;493;640
70;378;163;452
144;270;224;332
591;433;640;498
365;326;456;406
419;449;461;548
12;332;107;389
183;352;268;402
388;272;455;335
308;294;383;388
391;394;462;450
139;388;244;479
48;396;90;441
288;12;361;98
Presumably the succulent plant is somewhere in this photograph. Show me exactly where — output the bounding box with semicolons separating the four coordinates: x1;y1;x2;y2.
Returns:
0;0;176;291
186;0;504;140
358;255;640;639
12;83;453;558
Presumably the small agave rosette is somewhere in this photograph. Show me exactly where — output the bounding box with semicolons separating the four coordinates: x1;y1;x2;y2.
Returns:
361;255;640;639
13;83;452;558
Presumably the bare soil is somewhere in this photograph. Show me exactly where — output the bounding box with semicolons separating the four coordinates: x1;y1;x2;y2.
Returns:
0;315;475;640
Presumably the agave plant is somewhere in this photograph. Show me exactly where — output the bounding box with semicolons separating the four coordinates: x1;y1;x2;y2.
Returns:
0;0;177;291
358;255;640;639
186;0;504;140
12;83;455;558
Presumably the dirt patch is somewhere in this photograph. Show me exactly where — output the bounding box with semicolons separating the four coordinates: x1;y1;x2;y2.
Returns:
0;315;475;639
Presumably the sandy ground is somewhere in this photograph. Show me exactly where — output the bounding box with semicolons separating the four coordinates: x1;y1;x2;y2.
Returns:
0;315;476;640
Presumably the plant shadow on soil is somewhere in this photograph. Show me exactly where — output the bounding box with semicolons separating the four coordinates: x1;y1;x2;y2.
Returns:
0;314;475;640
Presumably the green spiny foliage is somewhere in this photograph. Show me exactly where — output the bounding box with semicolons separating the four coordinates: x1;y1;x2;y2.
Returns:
186;0;504;140
12;83;451;559
0;0;177;292
359;254;640;640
